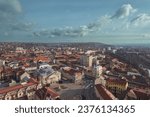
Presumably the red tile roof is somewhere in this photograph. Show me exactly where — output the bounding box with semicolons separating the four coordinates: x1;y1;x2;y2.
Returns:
127;87;150;99
35;87;60;100
0;78;38;94
34;56;49;62
132;89;150;99
95;84;117;100
63;68;82;76
45;87;60;99
106;78;128;85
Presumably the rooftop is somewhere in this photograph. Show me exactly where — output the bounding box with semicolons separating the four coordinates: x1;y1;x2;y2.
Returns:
35;87;60;100
95;84;117;100
0;78;38;94
106;78;128;85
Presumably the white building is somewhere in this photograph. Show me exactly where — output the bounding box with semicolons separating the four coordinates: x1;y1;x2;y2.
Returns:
38;63;51;69
61;67;84;83
36;66;61;86
145;69;150;78
8;62;19;69
80;55;93;67
0;60;5;66
92;65;103;78
16;47;26;54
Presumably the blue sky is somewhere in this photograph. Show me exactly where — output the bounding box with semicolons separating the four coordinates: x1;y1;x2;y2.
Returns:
0;0;150;44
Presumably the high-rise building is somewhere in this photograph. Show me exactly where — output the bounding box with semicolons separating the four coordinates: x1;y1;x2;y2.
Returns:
80;55;93;67
92;65;103;78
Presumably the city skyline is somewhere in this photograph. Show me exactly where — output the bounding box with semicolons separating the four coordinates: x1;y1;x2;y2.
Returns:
0;0;150;44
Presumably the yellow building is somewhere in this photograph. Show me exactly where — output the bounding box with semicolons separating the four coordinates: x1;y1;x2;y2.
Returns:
106;78;128;95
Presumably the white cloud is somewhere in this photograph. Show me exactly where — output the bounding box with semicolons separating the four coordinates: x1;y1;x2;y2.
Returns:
1;2;149;40
11;22;34;31
87;15;111;31
131;13;150;27
0;0;36;36
111;4;137;19
10;0;22;13
142;33;150;38
0;0;23;35
4;32;8;36
0;0;22;21
33;26;89;38
33;16;111;38
0;0;22;12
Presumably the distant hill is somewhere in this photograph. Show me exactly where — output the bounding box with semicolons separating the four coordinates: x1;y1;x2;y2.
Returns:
0;42;112;48
47;42;112;48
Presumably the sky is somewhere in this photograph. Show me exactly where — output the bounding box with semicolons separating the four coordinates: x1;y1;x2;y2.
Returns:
0;0;150;44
